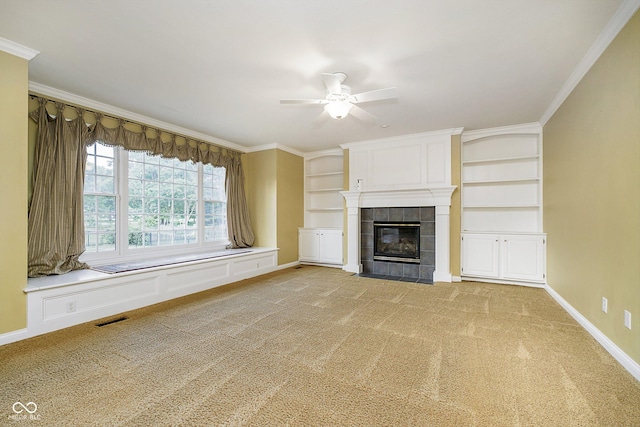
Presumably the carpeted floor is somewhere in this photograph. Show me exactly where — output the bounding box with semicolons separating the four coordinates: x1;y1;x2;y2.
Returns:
1;266;639;426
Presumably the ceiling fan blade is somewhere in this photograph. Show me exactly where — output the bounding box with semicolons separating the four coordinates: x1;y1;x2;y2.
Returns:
311;110;330;129
321;73;342;95
349;105;378;124
349;87;397;103
280;99;327;105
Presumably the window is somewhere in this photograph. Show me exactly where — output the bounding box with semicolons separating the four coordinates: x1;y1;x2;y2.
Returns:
203;164;227;242
83;142;228;260
84;143;117;252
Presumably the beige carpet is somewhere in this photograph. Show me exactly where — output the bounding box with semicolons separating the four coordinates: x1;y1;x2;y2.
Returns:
1;266;639;426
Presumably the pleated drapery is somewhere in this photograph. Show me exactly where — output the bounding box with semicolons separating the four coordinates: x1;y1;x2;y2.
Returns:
28;100;92;276
225;158;255;248
28;96;255;277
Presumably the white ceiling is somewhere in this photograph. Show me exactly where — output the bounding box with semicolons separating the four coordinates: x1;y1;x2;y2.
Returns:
0;0;630;153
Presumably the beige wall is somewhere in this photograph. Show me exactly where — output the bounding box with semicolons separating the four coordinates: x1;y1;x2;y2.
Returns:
245;150;277;248
245;148;304;265
543;12;639;363
0;51;29;334
276;149;304;265
449;134;461;278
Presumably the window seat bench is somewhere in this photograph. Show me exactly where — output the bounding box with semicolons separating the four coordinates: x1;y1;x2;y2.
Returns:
24;247;278;337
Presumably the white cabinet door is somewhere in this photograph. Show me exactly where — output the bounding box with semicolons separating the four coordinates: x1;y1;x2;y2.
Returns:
501;235;545;282
461;233;500;278
299;229;320;262
318;229;343;265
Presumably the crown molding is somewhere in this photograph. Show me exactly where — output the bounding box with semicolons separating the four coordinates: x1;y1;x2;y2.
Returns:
539;0;640;126
461;122;541;143
245;143;304;157
28;81;248;153
0;37;39;60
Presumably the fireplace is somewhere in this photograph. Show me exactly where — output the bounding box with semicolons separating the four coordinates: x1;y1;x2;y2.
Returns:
341;187;456;283
374;222;420;263
360;207;435;283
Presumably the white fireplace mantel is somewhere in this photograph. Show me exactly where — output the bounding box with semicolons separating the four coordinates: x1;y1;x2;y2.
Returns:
341;186;456;282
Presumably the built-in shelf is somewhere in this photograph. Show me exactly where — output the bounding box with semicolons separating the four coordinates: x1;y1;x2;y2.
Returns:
306;187;344;193
305;171;343;178
460;126;545;284
462;178;540;185
461;131;542;234
304;150;344;229
463;204;540;209
462;155;540;165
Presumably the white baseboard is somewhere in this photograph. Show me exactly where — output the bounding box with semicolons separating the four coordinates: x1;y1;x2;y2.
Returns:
452;275;462;283
545;284;640;382
0;328;29;346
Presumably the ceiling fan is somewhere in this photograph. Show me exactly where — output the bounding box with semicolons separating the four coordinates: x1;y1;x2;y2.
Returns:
280;72;397;121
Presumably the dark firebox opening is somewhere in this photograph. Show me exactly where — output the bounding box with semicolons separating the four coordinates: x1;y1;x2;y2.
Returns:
373;222;420;263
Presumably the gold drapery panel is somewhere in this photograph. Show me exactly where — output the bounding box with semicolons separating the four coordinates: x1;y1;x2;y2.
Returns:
28;100;91;276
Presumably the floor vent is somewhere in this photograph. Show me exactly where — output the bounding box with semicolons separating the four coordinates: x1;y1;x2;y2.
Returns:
96;316;128;327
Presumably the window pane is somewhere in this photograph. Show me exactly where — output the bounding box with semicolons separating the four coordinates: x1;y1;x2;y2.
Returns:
144;181;159;198
159;166;173;182
86;156;96;175
159;232;172;246
145;198;159;214
129;232;143;248
96;144;114;157
144;164;159;181
97;176;114;193
83;142;117;254
129;161;144;179
129;179;142;197
128;151;144;162
186;171;198;186
98;233;115;252
96;156;114;176
129;197;143;214
128;152;203;249
203;165;227;242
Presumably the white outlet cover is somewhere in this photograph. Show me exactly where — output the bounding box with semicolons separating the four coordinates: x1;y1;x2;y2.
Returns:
624;310;631;329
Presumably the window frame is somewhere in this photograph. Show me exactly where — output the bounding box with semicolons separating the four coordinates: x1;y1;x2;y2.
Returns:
80;144;229;265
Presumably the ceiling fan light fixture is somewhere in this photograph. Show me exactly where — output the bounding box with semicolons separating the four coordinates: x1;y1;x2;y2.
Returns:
324;100;353;119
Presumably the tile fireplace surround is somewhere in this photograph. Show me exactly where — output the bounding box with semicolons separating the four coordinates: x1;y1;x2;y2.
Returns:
341;187;456;283
361;207;435;283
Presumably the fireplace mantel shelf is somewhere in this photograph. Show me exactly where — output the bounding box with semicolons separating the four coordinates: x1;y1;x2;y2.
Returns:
341;187;456;209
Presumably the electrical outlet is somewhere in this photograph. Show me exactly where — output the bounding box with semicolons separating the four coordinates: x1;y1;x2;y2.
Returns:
624;310;631;329
602;297;608;313
66;301;76;313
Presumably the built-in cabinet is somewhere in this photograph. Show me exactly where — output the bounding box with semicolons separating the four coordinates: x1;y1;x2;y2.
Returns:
461;124;546;285
461;233;545;283
298;228;343;266
300;150;343;266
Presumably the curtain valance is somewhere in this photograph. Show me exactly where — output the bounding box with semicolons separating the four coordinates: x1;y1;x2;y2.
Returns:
28;95;242;169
